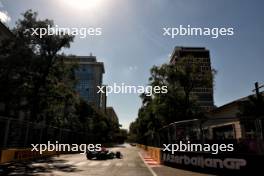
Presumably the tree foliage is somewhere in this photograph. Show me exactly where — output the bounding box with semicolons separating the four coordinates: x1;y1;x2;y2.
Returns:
0;10;123;144
129;57;215;144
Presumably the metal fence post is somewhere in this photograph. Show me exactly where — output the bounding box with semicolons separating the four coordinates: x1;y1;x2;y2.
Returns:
3;119;10;148
24;123;30;146
39;124;43;144
59;128;62;142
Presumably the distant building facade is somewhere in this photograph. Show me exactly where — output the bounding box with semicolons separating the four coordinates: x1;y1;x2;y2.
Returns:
204;92;264;141
106;107;119;124
0;22;13;42
0;22;13;115
205;102;242;140
66;55;105;110
100;85;107;113
169;46;214;111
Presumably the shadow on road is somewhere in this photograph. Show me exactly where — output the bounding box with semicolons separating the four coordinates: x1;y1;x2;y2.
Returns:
0;157;82;176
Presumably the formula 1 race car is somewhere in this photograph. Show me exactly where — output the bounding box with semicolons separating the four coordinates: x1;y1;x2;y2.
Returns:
86;147;122;160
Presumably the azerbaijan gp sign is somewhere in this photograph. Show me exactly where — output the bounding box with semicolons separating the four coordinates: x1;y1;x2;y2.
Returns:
160;151;264;175
162;153;247;170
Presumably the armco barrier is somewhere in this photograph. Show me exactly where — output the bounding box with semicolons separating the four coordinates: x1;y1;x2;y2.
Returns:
0;149;58;164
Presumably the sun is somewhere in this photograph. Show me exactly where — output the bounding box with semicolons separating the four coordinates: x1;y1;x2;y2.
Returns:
63;0;104;10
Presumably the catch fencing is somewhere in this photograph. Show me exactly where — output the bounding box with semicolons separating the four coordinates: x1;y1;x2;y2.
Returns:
142;118;264;154
0;116;94;148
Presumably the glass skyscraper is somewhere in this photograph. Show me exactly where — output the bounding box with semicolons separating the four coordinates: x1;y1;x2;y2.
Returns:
68;55;105;110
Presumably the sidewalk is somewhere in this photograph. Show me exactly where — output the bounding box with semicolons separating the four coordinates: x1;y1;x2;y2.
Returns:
139;150;214;176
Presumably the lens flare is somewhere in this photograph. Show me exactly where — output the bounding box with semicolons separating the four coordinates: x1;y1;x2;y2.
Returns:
63;0;104;10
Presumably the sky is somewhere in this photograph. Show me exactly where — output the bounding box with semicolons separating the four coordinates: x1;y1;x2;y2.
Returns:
1;0;264;129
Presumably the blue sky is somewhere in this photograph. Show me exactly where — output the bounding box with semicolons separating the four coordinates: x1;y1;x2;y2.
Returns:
1;0;264;129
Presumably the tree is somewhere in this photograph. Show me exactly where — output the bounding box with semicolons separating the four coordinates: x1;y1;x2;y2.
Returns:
115;129;128;143
129;56;215;144
17;10;74;122
0;10;75;125
0;9;123;145
149;57;214;123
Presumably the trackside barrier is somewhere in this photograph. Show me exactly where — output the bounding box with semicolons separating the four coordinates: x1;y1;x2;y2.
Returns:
138;144;264;175
0;149;58;164
137;144;161;164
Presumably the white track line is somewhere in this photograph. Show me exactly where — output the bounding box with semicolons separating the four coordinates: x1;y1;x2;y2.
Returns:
66;161;75;165
75;161;87;166
138;152;158;176
88;162;100;166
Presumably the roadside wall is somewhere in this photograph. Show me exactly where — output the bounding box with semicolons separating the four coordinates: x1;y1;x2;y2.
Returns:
0;149;58;164
137;144;161;164
137;144;264;175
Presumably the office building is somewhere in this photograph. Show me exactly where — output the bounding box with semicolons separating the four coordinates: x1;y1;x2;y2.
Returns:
169;46;214;111
106;107;119;124
67;55;105;110
0;22;13;42
100;85;107;113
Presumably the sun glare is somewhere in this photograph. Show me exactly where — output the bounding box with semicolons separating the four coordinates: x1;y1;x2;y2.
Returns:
63;0;104;10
